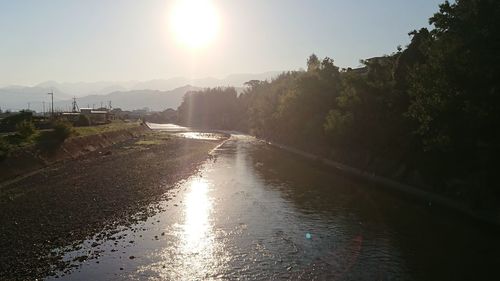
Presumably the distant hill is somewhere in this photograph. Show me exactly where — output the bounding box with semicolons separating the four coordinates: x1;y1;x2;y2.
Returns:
54;85;200;111
131;71;281;91
0;86;72;112
35;81;137;97
0;71;282;112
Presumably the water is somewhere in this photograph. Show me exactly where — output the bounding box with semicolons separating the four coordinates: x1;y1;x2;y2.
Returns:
145;123;189;132
48;133;499;280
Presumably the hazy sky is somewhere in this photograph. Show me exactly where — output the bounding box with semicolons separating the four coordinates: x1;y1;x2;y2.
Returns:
0;0;444;86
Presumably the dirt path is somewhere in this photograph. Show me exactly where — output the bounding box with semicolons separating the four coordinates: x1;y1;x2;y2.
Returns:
0;133;223;280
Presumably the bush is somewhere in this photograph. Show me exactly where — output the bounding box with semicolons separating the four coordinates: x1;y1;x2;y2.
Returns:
0;111;33;132
75;114;91;127
52;120;73;142
35;120;74;153
15;120;36;139
0;138;11;161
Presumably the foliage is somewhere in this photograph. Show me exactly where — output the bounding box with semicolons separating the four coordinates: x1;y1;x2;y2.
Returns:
16;120;36;139
75;114;91;127
52;120;73;141
407;0;500;180
0;111;33;132
175;0;500;207
36;120;74;152
144;109;177;124
0;138;11;161
177;87;241;129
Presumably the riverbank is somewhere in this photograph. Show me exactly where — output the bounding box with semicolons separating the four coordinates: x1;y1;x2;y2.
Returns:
0;122;146;183
0;132;224;280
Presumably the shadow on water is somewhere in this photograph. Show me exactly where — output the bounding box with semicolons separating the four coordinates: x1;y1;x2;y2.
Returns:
247;140;500;280
47;133;500;281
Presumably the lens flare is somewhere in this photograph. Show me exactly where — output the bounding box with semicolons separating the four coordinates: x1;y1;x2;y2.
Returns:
170;0;219;49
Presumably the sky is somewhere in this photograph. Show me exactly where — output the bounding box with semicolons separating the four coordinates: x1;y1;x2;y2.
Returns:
0;0;444;86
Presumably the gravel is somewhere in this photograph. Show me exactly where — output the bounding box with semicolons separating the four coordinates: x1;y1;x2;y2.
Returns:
0;134;222;280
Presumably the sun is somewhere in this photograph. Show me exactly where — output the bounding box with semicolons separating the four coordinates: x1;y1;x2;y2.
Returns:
170;0;219;49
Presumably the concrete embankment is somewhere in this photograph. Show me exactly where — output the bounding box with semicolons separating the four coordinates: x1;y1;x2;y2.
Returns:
266;141;500;226
0;125;148;183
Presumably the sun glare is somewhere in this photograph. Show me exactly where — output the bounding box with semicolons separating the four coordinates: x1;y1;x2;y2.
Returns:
170;0;219;49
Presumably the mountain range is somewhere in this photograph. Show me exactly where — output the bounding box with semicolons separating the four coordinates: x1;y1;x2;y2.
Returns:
54;85;200;112
0;71;281;112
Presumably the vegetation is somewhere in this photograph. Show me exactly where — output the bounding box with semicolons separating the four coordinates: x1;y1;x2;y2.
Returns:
177;87;242;129
0;118;142;160
73;120;140;137
75;114;91;127
16;120;36;139
0;138;11;160
177;0;500;209
0;110;32;132
35;120;74;152
144;108;177;124
0;118;37;159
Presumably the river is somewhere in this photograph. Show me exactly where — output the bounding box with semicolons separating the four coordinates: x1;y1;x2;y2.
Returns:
48;128;499;280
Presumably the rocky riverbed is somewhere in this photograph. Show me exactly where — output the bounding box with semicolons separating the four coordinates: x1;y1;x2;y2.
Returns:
0;132;223;280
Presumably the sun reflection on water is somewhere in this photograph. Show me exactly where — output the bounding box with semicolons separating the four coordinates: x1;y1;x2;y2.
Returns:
182;178;212;256
172;177;221;280
134;175;226;280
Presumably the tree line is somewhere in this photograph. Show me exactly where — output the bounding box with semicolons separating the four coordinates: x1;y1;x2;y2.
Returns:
177;0;500;209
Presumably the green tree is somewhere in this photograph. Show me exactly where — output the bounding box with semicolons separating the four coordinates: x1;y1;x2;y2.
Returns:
307;54;320;72
407;0;500;172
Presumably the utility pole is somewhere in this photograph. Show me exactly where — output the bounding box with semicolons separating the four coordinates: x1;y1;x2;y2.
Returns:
47;91;54;117
27;102;30;111
71;97;79;113
108;100;112;110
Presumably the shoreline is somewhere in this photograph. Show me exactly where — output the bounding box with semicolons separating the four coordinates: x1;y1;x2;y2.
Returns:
0;124;148;184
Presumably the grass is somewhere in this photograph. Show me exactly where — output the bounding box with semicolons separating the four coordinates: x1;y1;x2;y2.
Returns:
0;132;39;159
135;132;171;146
0;121;140;159
73;120;141;137
135;140;162;146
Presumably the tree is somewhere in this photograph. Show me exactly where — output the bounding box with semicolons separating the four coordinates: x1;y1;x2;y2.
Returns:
177;87;241;129
408;0;500;155
405;0;500;201
307;54;320;72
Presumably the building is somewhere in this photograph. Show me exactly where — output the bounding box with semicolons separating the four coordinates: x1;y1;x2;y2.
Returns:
61;108;113;125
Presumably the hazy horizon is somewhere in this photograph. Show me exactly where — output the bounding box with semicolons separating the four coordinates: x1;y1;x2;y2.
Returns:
0;0;443;86
0;71;282;112
0;71;282;88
